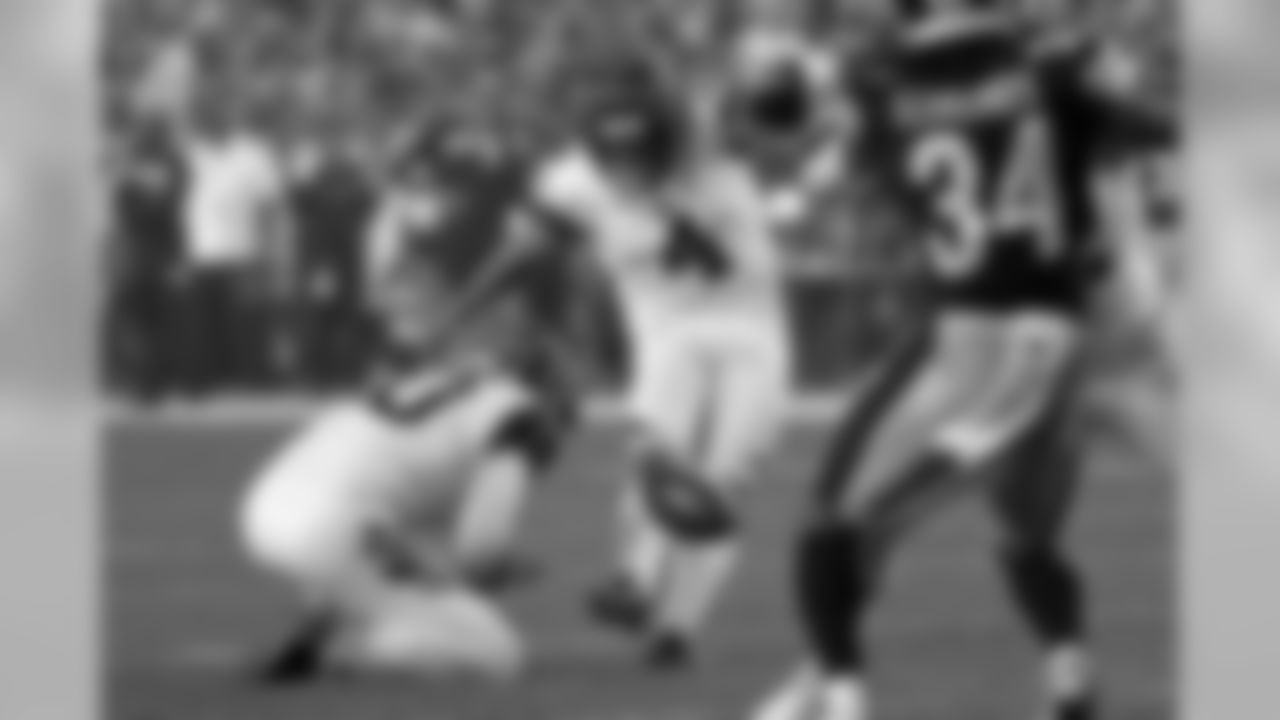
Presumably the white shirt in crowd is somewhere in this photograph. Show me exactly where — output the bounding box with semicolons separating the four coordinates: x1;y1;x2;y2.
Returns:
183;132;286;268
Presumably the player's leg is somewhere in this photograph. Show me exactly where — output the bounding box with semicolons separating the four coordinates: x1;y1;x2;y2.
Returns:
241;491;383;683
761;314;1064;720
645;334;792;664
989;368;1098;720
590;335;704;633
452;406;563;591
763;330;956;720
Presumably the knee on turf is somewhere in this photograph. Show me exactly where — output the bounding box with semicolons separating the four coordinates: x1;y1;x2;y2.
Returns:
344;588;525;681
639;451;739;543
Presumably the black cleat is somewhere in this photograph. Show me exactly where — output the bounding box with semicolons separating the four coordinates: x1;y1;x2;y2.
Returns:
254;615;335;686
645;631;694;671
1052;694;1098;720
586;577;651;636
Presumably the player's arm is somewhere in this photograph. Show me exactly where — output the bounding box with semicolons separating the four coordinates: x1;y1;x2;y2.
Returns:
761;56;863;227
1061;41;1179;311
1063;39;1178;159
419;199;582;361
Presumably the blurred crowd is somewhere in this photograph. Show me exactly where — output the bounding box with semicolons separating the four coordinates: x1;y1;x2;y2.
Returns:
102;0;1176;403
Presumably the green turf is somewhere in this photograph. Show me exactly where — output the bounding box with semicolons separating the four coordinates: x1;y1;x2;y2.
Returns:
107;421;1172;720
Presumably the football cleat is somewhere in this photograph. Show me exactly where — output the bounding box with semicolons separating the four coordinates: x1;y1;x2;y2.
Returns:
1046;694;1098;720
645;630;695;671
752;668;869;720
586;575;651;635
254;613;338;686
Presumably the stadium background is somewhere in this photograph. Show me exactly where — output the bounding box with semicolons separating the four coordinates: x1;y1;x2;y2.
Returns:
101;0;1176;402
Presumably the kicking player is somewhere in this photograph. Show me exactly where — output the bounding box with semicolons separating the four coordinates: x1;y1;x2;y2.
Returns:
442;62;795;667
749;2;1174;719
241;122;567;685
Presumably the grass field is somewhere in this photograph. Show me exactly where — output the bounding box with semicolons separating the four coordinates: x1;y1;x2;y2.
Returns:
107;405;1172;720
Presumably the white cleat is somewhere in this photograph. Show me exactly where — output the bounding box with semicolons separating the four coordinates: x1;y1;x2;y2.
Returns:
751;667;869;720
752;667;820;720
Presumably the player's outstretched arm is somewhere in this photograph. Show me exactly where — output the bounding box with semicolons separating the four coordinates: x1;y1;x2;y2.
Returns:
417;204;572;364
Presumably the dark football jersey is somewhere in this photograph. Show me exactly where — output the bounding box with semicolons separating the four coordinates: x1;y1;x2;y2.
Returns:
846;19;1173;314
401;157;527;291
395;154;577;399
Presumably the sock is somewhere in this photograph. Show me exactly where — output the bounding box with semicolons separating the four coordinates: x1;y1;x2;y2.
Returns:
1045;643;1094;706
453;453;533;567
619;478;671;595
652;536;740;639
1001;545;1093;704
817;675;870;720
796;521;869;672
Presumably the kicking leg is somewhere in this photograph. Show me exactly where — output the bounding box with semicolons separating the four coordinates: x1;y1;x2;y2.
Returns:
591;341;701;637
645;339;790;667
588;473;671;634
638;446;742;668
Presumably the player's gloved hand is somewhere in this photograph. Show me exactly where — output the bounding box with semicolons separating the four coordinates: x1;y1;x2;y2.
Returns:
662;216;731;280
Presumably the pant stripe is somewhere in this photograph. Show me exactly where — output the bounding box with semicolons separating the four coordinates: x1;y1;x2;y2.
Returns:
813;328;934;509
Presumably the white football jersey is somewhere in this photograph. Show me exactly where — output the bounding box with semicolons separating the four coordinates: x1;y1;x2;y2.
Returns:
532;147;787;335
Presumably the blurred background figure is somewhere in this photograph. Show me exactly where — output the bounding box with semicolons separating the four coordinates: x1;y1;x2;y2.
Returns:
287;116;378;390
178;103;292;393
106;121;188;402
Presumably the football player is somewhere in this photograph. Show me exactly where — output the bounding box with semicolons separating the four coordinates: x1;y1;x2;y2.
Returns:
241;122;570;684
719;0;850;163
748;1;1175;719
438;61;795;667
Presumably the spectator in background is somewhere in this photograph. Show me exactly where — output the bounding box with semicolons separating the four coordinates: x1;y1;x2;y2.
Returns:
108;122;188;401
128;3;222;132
288;120;378;389
179;103;292;393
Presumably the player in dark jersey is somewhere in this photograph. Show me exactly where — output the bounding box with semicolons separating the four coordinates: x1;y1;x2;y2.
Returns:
366;121;581;580
370;119;581;431
751;2;1174;720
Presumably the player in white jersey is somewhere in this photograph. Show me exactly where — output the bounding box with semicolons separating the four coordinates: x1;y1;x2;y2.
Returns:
240;245;559;684
442;63;795;666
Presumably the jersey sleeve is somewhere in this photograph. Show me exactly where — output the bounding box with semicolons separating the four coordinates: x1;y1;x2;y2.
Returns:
519;151;594;254
707;162;783;274
1046;40;1177;162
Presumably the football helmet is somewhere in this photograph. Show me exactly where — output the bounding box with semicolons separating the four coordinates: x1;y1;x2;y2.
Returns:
579;59;688;183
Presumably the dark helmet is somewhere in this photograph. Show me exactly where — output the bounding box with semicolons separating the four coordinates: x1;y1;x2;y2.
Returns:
395;116;502;185
579;58;688;182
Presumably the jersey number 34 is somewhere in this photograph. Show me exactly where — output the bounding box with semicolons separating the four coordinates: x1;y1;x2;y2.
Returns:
908;116;1063;278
